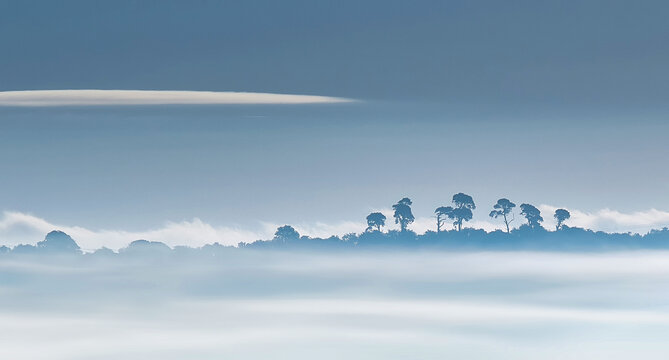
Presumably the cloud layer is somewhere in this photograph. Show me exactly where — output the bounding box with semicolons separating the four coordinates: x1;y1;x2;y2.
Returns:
0;90;354;106
3;251;669;359
2;205;669;251
537;205;669;233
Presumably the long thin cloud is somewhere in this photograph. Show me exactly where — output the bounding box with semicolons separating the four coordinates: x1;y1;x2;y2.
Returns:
0;90;355;106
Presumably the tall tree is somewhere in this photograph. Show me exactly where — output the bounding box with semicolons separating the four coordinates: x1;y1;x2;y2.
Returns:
392;197;415;232
445;193;476;231
489;198;516;233
519;204;543;229
435;206;450;233
366;212;386;232
554;208;571;230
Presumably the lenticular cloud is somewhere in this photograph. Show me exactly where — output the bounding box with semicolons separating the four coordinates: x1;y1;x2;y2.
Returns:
0;90;355;106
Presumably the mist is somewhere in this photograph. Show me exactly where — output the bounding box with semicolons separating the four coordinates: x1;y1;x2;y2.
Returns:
2;250;669;359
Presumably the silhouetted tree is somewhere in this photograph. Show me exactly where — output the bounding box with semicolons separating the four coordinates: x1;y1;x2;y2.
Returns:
489;198;516;233
274;225;300;243
37;230;82;254
366;212;386;232
435;206;450;233
120;240;171;256
392;197;415;232
445;193;476;231
520;204;543;229
554;208;571;230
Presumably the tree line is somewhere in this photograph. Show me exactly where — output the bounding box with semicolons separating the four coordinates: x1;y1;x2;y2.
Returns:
256;195;669;251
4;195;669;255
365;194;571;234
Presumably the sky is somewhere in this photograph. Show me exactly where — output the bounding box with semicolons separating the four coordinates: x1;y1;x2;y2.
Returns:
1;1;669;246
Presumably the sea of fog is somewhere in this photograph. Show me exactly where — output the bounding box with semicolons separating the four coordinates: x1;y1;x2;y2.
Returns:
1;250;669;359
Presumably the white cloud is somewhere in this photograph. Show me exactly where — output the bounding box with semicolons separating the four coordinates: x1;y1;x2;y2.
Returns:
0;90;355;106
0;212;270;251
282;220;364;239
538;205;669;233
4;250;669;359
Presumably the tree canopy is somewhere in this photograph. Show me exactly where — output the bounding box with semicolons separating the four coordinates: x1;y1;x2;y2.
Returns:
520;204;543;229
489;198;516;233
392;197;415;232
554;209;571;230
274;225;300;243
366;212;386;232
444;193;476;231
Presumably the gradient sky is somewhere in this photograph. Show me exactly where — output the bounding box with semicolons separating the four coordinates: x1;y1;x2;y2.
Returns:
1;1;669;234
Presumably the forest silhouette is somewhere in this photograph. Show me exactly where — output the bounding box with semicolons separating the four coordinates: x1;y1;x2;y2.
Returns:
4;195;669;255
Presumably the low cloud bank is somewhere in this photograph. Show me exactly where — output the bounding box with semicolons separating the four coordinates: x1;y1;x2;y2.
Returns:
0;212;268;250
538;205;669;234
2;251;669;359
0;90;354;106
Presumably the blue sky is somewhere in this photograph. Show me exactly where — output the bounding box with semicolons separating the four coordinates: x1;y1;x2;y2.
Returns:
1;1;669;244
3;1;669;106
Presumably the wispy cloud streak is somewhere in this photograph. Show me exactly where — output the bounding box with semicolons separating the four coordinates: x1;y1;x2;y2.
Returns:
0;90;355;106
